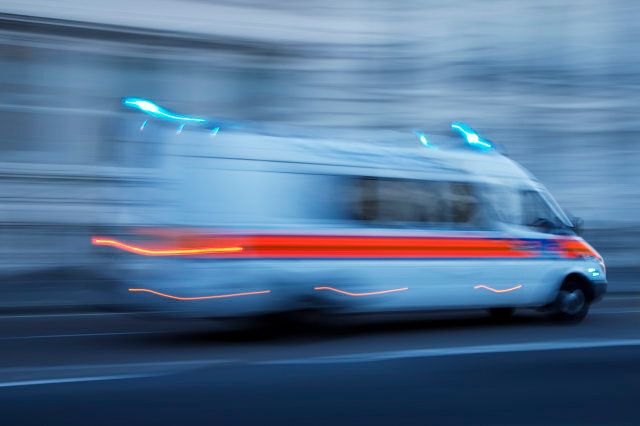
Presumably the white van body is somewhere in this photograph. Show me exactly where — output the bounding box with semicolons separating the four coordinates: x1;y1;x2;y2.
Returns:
94;128;607;320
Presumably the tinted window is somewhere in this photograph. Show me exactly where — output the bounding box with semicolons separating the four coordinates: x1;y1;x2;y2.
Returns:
352;177;481;227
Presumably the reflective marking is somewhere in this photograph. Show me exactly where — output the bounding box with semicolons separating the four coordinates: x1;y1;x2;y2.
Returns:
0;374;155;388
0;359;232;388
0;311;188;319
128;288;271;301
92;233;542;259
0;359;230;374
92;231;601;261
314;286;408;297
260;339;640;365
474;284;523;293
0;331;159;340
592;308;640;315
91;237;243;256
601;295;640;301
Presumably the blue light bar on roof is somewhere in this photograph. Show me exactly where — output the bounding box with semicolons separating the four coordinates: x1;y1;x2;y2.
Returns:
451;121;494;151
122;97;206;123
413;130;436;149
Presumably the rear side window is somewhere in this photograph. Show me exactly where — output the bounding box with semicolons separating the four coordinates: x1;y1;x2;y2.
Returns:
351;177;482;227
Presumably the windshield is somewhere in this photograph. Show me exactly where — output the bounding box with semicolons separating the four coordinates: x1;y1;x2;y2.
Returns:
488;185;574;234
538;190;574;228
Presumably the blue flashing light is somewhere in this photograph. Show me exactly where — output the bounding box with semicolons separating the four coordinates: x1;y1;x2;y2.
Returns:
123;97;206;123
210;126;220;137
139;120;148;131
413;130;436;149
587;267;601;278
451;122;494;151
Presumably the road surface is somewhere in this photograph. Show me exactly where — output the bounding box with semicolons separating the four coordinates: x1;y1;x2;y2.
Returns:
1;294;640;425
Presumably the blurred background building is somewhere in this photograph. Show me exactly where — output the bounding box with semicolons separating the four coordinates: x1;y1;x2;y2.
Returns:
0;0;638;307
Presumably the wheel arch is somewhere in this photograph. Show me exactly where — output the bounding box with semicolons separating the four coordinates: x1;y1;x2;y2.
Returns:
562;272;595;302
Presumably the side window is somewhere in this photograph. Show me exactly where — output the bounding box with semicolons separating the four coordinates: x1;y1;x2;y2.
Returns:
450;182;478;223
358;178;379;222
352;177;481;227
486;185;522;224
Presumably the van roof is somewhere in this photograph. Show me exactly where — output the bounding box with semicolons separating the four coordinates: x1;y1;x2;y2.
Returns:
171;127;537;185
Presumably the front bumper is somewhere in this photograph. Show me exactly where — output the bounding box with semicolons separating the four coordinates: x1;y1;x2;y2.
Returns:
590;280;608;303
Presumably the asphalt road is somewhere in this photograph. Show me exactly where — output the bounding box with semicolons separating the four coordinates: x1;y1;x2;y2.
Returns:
1;295;640;425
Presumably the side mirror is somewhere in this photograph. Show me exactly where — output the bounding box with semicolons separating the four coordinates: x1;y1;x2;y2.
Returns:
530;217;556;230
570;215;584;236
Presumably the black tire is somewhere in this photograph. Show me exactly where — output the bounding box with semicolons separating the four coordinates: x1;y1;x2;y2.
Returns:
551;277;590;323
488;307;515;320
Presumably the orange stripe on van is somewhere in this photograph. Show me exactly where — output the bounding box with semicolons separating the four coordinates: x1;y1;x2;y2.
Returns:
314;286;409;296
127;288;271;300
474;284;523;293
91;237;243;256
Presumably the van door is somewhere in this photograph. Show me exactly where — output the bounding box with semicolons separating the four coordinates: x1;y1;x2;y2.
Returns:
470;185;578;307
341;176;529;312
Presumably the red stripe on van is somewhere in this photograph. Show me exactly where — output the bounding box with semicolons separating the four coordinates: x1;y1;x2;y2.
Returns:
92;233;544;259
556;238;603;262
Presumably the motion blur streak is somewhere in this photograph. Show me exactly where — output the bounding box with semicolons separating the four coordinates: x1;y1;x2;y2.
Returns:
0;374;157;389
91;238;244;256
558;239;603;262
313;286;409;297
127;288;271;301
450;122;493;150
0;1;637;424
92;233;548;258
473;284;523;293
122;98;206;123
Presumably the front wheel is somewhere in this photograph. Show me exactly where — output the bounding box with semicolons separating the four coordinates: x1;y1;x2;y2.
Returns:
551;278;590;323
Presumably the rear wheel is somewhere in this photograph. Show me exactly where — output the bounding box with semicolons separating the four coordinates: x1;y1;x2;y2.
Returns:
551;277;590;323
487;307;515;320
